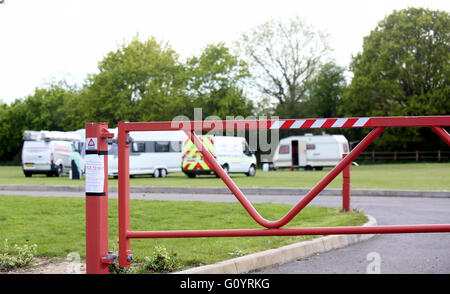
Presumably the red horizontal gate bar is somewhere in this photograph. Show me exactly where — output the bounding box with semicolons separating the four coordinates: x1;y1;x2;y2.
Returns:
127;224;450;239
122;116;450;132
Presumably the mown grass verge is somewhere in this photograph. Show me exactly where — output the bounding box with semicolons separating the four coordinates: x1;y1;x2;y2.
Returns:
1;163;449;191
0;195;367;271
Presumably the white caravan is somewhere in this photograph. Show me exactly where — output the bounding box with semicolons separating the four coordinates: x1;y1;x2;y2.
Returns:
182;135;257;177
21;130;83;177
107;130;187;178
272;134;349;170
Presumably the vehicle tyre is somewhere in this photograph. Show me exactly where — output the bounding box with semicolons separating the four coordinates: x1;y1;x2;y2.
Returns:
153;169;160;178
160;168;167;178
24;171;32;177
222;164;229;174
55;165;63;177
246;165;256;176
314;166;323;171
187;173;196;178
305;165;313;171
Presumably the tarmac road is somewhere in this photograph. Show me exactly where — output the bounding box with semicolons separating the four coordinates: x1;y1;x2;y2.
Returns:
258;195;450;274
1;189;450;273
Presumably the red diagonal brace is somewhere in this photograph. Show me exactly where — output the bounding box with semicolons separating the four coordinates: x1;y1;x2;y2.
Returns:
185;127;385;229
431;126;450;145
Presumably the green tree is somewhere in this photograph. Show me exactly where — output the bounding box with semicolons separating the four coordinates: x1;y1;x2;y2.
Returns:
186;43;254;119
341;8;450;150
83;37;188;126
0;84;77;161
305;62;346;118
236;16;330;118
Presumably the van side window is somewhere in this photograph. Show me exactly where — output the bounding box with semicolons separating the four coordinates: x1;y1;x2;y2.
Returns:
242;141;249;153
306;144;316;150
132;142;146;153
279;145;290;154
155;141;170;152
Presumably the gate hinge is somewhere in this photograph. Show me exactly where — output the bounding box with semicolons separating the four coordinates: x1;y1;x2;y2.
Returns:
102;251;119;264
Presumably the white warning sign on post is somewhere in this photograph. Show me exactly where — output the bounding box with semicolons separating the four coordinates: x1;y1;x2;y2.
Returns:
85;154;104;193
86;137;98;150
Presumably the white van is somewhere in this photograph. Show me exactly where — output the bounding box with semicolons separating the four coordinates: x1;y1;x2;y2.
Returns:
272;134;349;170
21;130;82;177
182;135;257;178
108;130;187;178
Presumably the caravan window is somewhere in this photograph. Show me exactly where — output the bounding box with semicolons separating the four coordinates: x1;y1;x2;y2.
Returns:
132;142;146;153
170;141;183;152
306;144;316;150
155;141;170;152
279;145;290;154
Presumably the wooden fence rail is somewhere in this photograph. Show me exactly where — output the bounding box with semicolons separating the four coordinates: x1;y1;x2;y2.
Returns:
357;150;450;161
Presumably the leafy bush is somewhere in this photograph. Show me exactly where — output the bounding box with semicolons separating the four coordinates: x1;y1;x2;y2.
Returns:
142;246;180;273
0;239;37;272
108;261;136;274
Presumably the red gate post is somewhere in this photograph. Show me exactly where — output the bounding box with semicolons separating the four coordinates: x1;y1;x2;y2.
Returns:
342;153;351;212
118;121;132;268
85;123;113;274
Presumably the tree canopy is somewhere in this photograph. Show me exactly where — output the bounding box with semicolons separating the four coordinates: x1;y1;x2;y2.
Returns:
0;9;448;162
341;7;449;150
82;37;187;125
237;16;330;118
342;7;449;117
186;43;254;119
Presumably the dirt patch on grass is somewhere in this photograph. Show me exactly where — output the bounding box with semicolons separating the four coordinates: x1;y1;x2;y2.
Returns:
1;257;86;274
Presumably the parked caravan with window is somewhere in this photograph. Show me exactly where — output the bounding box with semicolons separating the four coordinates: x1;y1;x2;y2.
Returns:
272;134;349;170
182;135;257;178
21;130;83;177
107;130;187;178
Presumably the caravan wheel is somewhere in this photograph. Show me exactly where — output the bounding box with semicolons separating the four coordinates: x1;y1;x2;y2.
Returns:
160;169;167;178
153;169;160;178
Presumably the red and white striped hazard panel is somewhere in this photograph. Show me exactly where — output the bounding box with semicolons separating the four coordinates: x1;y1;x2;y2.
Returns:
269;118;371;129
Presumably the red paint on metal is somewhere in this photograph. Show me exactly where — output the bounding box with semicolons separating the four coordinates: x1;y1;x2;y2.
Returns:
431;126;450;145
120;116;450;132
183;127;385;229
321;118;338;128
342;118;359;128
85;123;110;274
114;115;450;269
342;154;351;212
126;224;450;239
118;121;132;268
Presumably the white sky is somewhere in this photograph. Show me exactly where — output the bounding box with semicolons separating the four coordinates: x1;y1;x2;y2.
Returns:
0;0;449;104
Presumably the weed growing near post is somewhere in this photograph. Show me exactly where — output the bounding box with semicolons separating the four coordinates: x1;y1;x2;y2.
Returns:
0;239;37;272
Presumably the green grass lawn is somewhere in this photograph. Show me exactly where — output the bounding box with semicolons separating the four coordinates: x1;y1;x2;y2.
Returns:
1;163;449;191
0;195;367;269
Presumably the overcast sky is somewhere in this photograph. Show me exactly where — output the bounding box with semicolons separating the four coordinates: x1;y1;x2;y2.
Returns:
0;0;448;104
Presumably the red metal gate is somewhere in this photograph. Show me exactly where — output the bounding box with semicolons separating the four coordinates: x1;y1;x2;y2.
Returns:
85;116;450;274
